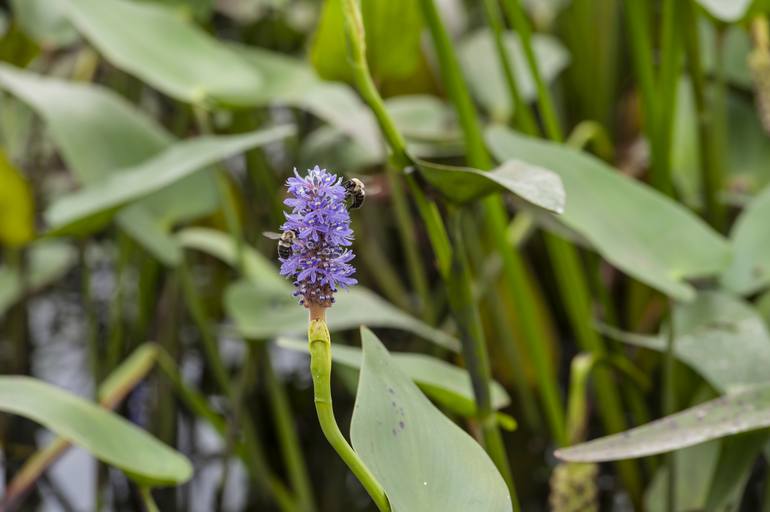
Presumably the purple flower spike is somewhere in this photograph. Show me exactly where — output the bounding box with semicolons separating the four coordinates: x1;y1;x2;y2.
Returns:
279;166;357;308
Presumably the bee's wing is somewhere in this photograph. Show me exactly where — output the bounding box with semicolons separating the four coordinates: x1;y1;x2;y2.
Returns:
262;231;282;240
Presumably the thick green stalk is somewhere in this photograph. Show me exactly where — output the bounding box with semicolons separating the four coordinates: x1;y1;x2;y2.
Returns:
263;344;317;512
307;317;390;512
481;0;538;133
138;487;159;512
682;0;726;230
419;0;566;450
340;0;517;499
484;199;566;445
501;0;561;141
446;212;519;507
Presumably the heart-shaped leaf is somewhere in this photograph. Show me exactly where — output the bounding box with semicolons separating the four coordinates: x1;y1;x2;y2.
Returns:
0;376;192;485
417;159;565;212
45;125;295;234
350;328;513;511
61;0;263;105
556;383;770;462
487;126;731;301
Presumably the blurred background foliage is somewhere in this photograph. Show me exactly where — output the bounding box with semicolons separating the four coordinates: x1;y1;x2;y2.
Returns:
3;0;770;510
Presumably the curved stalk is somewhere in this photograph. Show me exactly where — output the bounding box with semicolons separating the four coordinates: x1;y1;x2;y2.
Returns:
307;313;390;512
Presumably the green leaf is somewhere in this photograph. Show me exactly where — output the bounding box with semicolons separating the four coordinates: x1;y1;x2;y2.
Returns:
695;0;751;22
458;28;569;122
225;280;460;352
45;126;296;234
486;126;731;301
61;0;263;105
722;184;770;295
310;0;423;84
277;338;510;418
10;0;78;47
0;150;34;247
417;159;565;212
0;376;192;485
0;64;218;262
555;382;770;462
350;328;513;512
602;291;770;393
0;240;77;317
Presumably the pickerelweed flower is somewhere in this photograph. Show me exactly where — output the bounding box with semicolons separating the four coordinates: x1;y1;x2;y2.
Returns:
279;166;357;308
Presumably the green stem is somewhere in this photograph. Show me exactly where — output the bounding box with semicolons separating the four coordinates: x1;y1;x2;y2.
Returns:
446;211;519;508
492;3;642;500
501;0;561;141
340;0;518;500
417;0;492;169
307;317;390;512
664;302;677;512
481;0;538;133
263;344;317;512
155;349;297;512
484;198;566;445
682;0;726;229
385;165;434;321
138;486;159;512
422;0;568;450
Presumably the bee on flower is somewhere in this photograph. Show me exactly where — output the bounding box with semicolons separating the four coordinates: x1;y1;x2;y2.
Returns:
277;166;357;308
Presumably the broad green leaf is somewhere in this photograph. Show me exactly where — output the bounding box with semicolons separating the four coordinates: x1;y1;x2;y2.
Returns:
45;126;295;234
458;28;569;122
10;0;78;47
555;382;770;462
350;328;513;512
231;44;382;154
722;184;770;295
0;150;34;247
61;0;263;105
487;126;731;301
0;241;77;317
225;280;460;352
310;0;423;84
701;24;753;89
277;338;510;417
417;159;565;212
602;292;770;392
0;64;218;262
0;376;191;485
695;0;751;22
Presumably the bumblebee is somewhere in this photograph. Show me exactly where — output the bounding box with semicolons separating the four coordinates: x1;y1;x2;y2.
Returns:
263;230;297;259
343;178;366;209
